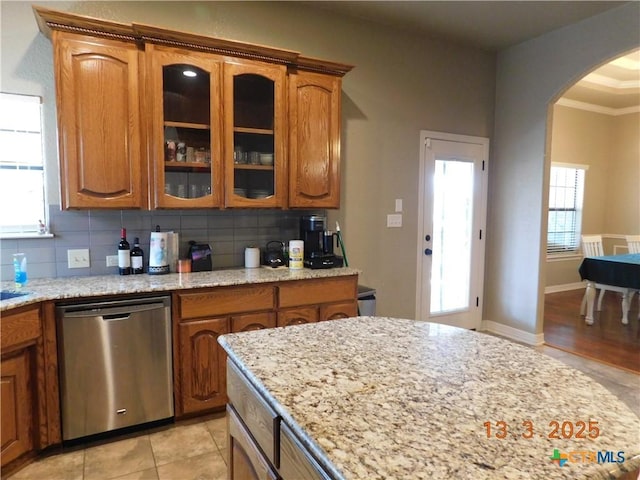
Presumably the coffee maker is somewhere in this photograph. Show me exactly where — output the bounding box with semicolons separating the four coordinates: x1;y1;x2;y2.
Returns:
299;215;343;269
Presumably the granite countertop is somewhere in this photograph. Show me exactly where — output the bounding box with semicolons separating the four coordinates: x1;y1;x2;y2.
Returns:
0;267;360;312
219;317;640;480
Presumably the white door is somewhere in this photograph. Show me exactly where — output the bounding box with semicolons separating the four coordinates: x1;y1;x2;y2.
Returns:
415;131;488;329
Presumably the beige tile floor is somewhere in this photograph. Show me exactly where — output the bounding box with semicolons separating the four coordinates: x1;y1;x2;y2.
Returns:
8;345;639;480
9;414;228;480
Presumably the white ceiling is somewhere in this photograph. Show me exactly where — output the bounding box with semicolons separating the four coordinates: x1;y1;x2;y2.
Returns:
300;1;639;112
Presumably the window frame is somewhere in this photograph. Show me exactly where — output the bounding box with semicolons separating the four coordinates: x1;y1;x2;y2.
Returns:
0;92;49;238
546;162;588;257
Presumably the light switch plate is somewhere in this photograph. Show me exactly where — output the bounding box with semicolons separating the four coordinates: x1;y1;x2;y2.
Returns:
395;199;403;212
387;214;402;228
68;249;90;268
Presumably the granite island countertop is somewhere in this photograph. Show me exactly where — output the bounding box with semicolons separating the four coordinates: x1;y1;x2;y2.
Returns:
0;266;360;312
219;317;640;480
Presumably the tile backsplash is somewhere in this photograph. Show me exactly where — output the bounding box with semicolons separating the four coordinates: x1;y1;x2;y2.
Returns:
0;205;322;281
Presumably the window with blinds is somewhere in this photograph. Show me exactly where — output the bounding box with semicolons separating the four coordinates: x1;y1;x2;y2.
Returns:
547;163;587;255
0;93;46;235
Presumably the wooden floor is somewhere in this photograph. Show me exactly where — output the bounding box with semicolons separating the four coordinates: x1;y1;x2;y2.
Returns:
543;289;640;373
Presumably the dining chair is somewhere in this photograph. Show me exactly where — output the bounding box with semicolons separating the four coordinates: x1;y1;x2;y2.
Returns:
580;235;608;315
626;235;640;254
625;235;640;317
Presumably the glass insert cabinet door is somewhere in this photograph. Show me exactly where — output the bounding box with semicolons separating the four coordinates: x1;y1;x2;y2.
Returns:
148;46;223;208
224;61;286;208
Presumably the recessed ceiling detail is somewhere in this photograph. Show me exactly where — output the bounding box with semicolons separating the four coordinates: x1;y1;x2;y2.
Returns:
560;49;640;114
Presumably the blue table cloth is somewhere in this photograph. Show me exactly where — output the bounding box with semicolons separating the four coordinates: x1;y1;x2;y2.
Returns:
578;253;640;290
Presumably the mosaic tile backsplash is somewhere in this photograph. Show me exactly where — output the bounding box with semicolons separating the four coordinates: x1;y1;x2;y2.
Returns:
0;205;322;281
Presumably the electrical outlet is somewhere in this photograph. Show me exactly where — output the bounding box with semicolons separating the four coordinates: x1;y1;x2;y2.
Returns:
67;249;90;268
387;214;402;228
106;255;119;267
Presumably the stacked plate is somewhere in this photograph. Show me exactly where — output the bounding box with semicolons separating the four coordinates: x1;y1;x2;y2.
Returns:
249;189;271;199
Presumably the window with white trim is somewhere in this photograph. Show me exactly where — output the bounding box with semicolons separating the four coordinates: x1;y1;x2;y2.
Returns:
547;163;587;255
0;93;47;235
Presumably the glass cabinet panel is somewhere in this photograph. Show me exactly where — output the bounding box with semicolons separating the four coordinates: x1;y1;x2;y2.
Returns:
225;62;286;208
233;74;274;200
149;47;222;208
163;64;211;200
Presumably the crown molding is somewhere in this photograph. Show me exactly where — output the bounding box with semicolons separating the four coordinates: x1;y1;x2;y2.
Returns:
556;98;640;116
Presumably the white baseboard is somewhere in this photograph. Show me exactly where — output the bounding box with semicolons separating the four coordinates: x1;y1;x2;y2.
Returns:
545;282;585;294
481;320;545;346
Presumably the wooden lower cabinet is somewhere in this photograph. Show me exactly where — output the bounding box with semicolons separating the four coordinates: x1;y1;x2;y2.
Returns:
277;307;318;327
1;350;33;466
174;285;277;417
174;276;357;417
320;301;358;321
1;303;60;475
228;406;278;480
232;312;276;333
178;317;229;415
227;359;328;480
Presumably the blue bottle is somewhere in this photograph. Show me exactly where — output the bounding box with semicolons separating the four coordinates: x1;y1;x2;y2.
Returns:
13;253;27;288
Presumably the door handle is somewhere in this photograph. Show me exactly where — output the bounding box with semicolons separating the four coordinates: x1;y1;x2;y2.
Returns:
424;248;432;256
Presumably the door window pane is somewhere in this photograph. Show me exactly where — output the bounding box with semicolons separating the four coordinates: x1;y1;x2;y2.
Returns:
430;159;474;314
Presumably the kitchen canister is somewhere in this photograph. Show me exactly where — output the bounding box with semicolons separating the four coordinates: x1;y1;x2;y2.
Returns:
288;240;304;270
244;247;260;268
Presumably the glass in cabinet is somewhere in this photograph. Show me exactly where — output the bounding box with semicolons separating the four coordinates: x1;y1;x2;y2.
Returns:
224;61;286;208
148;45;223;208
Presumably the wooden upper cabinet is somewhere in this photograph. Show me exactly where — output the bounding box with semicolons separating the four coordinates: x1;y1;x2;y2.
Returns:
146;45;224;209
53;31;145;209
224;60;287;208
288;71;342;208
34;6;353;210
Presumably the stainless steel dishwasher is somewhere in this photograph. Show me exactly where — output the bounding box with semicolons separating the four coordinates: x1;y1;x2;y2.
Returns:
56;295;173;441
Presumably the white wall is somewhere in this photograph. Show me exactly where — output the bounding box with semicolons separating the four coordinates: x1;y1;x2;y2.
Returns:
487;3;640;334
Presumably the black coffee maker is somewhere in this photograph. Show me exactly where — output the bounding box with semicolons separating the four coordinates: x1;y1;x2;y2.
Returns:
300;215;343;269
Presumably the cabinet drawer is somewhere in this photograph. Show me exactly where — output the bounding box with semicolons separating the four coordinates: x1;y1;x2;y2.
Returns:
278;276;357;308
178;285;275;320
280;422;328;480
1;306;41;351
227;361;279;464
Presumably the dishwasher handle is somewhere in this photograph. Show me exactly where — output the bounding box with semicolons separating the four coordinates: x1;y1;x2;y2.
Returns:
102;313;131;321
61;301;167;319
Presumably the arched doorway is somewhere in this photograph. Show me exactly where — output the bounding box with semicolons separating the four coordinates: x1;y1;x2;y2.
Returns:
542;48;640;371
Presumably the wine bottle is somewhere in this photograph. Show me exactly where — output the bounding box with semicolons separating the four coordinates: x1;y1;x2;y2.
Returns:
130;237;144;274
118;228;131;275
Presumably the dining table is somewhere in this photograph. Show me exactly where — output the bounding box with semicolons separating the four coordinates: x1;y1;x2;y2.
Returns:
578;253;640;325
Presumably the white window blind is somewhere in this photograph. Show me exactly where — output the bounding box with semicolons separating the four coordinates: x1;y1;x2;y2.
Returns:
0;93;46;234
547;163;587;255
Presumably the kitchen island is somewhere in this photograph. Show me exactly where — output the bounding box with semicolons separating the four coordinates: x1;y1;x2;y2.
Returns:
219;317;640;480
